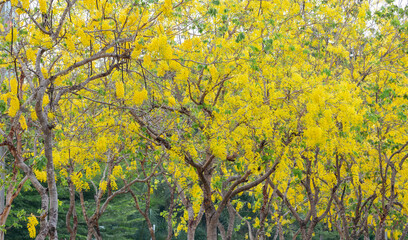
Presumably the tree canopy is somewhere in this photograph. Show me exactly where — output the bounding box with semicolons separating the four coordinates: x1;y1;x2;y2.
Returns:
0;0;408;239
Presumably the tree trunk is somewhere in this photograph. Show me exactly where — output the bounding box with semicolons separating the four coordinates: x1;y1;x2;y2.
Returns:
86;219;102;240
375;220;385;240
226;203;236;240
278;221;284;240
146;216;156;240
334;195;351;240
187;224;198;240
34;48;58;239
0;146;5;240
206;219;218;240
202;160;217;240
66;173;77;240
43;127;58;240
256;183;269;240
399;222;408;240
300;225;308;240
165;183;175;240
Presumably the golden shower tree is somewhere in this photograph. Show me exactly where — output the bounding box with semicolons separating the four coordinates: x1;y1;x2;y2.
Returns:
0;0;407;239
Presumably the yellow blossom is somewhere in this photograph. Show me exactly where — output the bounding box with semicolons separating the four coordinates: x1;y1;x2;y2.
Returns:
8;96;19;117
34;170;47;183
304;126;324;146
31;109;38;121
21;0;30;9
10;78;18;95
115;81;125;98
43;95;50;106
133;89;148;106
110;175;118;190
99;180;107;192
27;214;39;238
19;115;28;130
162;0;172;15
71;172;89;191
39;0;47;13
112;165;123;178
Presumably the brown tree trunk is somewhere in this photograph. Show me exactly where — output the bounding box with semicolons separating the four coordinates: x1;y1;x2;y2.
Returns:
226;203;236;240
375;223;386;240
66;163;78;240
334;194;351;240
86;221;102;240
164;179;175;240
399;222;408;240
201;158;217;240
35;58;58;239
256;183;270;240
0;146;5;240
187;224;198;240
6;130;50;240
206;218;218;240
43;132;59;240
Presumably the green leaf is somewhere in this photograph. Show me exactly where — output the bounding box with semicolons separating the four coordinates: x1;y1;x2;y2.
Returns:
235;32;245;43
249;45;259;52
322;68;331;76
292;168;303;179
0;100;6;113
208;8;217;16
212;0;220;5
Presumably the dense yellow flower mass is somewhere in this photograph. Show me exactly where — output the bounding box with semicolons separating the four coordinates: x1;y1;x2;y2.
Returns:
34;170;47;183
27;214;39;238
0;0;407;238
8;96;19;117
115;80;125;99
71;172;89;191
